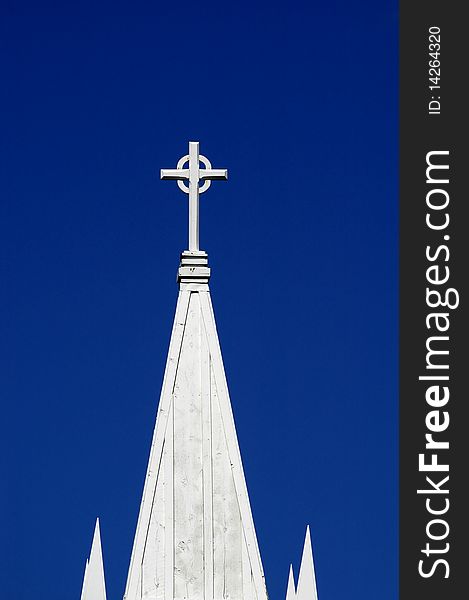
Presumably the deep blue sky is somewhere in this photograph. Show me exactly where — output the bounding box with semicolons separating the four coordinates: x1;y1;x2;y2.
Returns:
1;2;397;599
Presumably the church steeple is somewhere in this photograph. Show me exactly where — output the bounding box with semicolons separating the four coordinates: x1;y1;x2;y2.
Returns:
78;142;320;600
124;142;267;600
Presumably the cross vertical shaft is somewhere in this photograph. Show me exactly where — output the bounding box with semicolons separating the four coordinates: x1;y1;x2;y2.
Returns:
188;141;199;251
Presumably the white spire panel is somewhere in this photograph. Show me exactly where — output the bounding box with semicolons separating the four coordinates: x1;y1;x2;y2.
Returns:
124;265;267;600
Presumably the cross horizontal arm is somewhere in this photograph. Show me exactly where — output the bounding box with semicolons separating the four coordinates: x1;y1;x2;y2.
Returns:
199;169;228;181
160;168;190;180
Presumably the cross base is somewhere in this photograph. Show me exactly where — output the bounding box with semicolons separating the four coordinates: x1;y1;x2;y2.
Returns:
177;250;210;285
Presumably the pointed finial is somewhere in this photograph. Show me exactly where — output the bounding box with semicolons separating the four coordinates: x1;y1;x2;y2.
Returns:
80;518;107;600
286;527;319;600
286;564;296;600
161;141;228;252
296;526;318;600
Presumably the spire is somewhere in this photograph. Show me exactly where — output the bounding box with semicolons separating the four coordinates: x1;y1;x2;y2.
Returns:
81;518;107;600
124;143;267;600
285;527;319;600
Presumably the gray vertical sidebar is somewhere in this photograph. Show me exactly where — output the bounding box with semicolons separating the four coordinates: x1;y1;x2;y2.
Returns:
400;2;467;598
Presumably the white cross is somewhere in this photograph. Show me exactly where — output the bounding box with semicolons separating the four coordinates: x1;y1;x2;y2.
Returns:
161;141;228;252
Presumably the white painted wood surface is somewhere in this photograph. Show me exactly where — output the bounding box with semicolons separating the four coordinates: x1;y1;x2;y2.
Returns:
124;271;267;600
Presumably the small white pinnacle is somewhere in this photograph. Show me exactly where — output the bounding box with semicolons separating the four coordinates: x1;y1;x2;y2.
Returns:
286;526;319;600
296;526;318;600
80;518;107;600
286;564;296;600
